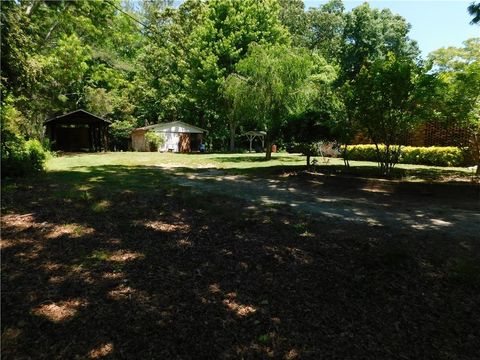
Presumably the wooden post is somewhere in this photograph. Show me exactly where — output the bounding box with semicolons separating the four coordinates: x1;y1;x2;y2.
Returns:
248;135;254;152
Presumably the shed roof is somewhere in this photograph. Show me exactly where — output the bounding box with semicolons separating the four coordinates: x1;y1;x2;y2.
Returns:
44;109;111;125
133;121;207;134
244;131;266;136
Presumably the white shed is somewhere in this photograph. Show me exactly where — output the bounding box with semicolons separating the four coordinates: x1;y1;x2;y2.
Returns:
131;121;207;152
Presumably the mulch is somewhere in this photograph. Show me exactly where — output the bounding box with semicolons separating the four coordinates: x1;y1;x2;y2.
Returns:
1;171;479;359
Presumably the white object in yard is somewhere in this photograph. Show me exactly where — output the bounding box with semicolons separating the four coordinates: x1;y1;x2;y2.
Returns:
131;121;207;152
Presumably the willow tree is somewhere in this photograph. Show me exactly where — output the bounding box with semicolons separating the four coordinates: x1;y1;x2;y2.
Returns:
180;0;290;149
224;44;334;160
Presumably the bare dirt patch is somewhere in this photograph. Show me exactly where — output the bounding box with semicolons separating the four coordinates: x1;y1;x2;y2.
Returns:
169;169;480;239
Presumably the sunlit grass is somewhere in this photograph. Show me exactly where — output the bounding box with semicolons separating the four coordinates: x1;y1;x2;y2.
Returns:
45;151;475;181
46;152;305;171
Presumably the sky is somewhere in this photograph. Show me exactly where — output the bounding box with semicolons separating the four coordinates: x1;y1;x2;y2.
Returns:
305;1;479;58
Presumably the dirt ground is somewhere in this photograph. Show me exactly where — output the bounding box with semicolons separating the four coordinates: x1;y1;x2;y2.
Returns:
169;168;480;239
2;165;480;359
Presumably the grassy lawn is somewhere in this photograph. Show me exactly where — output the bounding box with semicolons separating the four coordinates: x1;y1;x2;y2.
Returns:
2;152;479;359
46;151;476;182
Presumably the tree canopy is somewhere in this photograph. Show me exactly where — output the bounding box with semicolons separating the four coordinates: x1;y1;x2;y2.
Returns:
1;0;478;174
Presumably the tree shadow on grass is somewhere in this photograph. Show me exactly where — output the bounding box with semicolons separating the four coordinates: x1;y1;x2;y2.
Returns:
215;154;302;163
1;165;480;359
309;163;476;182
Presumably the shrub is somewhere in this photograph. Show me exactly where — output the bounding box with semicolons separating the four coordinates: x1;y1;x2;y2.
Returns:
110;120;135;151
1;136;50;177
346;145;465;167
25;139;49;171
145;131;165;151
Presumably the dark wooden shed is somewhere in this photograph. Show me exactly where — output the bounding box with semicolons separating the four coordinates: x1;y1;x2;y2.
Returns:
44;109;110;152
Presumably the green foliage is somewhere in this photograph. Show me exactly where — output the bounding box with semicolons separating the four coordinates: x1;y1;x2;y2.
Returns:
341;3;420;81
1;137;50;178
257;334;270;344
347;145;466;167
109;120;136;151
1;0;477;166
84;87;114;117
428;38;480;172
226;44;327;159
0;0;125;136
293;141;325;166
135;0;290;149
347;54;422;174
145;131;165;151
306;0;345;61
1;95;49;177
278;0;307;46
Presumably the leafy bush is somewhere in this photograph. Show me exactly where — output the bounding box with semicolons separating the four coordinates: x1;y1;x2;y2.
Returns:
145;131;165;151
25;139;49;171
346;145;465;167
109;120;136;151
2;136;50;177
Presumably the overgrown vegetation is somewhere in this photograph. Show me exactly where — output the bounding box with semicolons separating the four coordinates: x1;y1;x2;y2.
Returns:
1;137;50;178
144;130;165;151
1;95;50;177
1;0;478;175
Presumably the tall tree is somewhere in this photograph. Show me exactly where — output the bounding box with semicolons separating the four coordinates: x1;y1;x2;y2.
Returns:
350;53;422;175
278;0;307;46
341;3;419;81
225;44;325;160
184;0;290;150
306;0;345;62
0;0;130;138
429;38;480;173
328;2;420;168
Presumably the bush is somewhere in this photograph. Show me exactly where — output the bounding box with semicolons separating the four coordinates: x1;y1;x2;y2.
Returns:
25;139;49;171
1;96;50;177
346;145;465;167
110;120;135;151
1;136;50;177
145;131;165;151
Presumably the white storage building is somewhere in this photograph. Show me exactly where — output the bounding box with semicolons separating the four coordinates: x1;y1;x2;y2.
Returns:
131;121;206;152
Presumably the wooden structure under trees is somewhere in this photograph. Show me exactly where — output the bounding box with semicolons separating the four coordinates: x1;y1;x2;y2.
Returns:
244;131;266;152
44;109;110;152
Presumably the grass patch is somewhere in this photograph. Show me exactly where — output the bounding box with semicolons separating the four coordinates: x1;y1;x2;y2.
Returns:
45;152;475;182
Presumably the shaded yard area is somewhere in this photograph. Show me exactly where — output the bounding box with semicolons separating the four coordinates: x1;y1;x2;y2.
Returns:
2;153;480;359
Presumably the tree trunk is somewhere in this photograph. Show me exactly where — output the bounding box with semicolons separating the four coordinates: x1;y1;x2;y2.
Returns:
342;144;350;167
229;123;236;152
265;133;272;160
472;132;480;175
306;154;311;168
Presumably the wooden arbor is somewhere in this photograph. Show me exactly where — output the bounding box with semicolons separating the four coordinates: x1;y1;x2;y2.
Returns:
44;109;110;152
244;131;266;152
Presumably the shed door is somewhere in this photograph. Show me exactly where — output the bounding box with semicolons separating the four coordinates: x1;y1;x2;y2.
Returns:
179;133;190;153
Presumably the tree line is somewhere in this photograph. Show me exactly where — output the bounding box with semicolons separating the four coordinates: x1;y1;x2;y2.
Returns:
1;0;479;174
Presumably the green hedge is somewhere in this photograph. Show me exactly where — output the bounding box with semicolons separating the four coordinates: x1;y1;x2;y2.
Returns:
346;145;465;167
1;137;50;177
